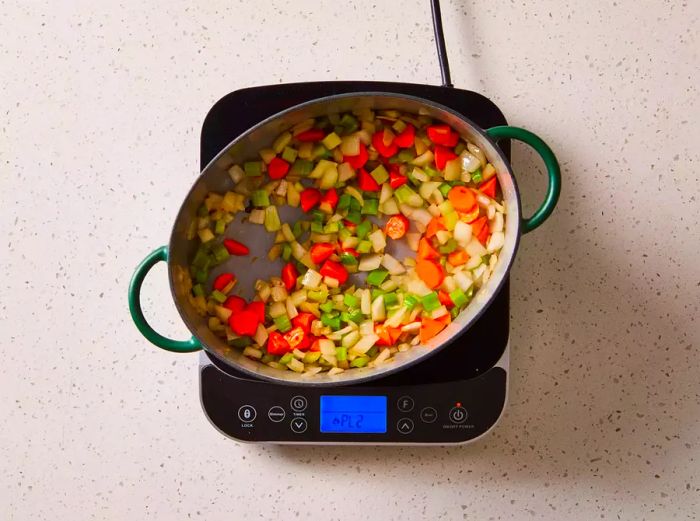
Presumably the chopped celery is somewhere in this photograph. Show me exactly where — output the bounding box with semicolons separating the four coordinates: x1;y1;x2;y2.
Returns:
356;240;372;254
323;221;340;233
312;144;331;159
438;183;452;198
450;306;461;319
290;159;313;176
370;288;386;300
310;221;324;233
321;132;342;150
449;288;469;308
191;248;210;268
351;356;369;368
251;189;270;207
229;337;252;348
424;166;440;178
345;211;361;224
341;309;363;324
281;146;298;163
339;113;358;133
366;346;378;358
308;288;329;302
355;220;371;240
396;149;415;163
321;313;341;330
443;211;459;231
214;219;226;235
279;353;294;365
421;292;441;312
244;161;263;177
335;346;348;361
403;294;419;309
340;252;358;266
383;292;398;306
311;209;325;222
349;197;362;212
319;301;335;313
394;184;422;206
303;351;322;364
211;290;227;303
273;314;292;333
281;243;292;261
454;142;466;155
192;284;204;297
338;226;352;241
338;193;352;211
211;244;230;263
361;198;379;215
366;269;389;287
292;221;303;238
264;206;281;232
343;293;359;308
439;239;458;254
194;268;208;284
370;165;389;184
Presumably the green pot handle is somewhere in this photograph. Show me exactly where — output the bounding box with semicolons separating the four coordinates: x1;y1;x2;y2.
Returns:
486;126;561;233
128;246;202;353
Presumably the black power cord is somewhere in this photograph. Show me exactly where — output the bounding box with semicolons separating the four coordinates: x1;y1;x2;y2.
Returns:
430;0;453;88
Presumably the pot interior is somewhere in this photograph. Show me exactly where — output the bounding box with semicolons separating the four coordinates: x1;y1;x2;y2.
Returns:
168;92;521;386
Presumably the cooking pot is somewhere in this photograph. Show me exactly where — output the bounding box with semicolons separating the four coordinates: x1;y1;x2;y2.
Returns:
128;92;560;386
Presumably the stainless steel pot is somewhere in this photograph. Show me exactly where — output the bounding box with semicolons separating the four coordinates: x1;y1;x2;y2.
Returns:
128;92;560;386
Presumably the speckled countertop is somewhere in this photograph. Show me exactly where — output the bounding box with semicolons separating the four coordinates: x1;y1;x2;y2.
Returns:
1;0;698;519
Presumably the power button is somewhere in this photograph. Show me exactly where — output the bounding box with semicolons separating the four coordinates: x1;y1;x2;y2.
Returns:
449;406;467;424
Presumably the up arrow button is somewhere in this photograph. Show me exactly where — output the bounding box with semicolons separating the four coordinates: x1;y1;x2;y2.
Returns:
396;418;414;434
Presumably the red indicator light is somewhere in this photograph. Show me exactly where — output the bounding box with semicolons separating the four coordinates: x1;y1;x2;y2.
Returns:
456;402;462;407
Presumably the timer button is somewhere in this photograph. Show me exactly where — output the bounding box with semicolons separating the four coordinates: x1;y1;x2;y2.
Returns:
290;395;308;412
238;405;257;423
397;395;414;412
449;406;468;424
396;418;414;434
420;407;438;423
290;417;308;434
268;406;285;422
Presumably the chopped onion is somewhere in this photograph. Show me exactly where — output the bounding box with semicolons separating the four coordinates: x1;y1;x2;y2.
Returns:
340;135;361;156
454;271;473;291
406;276;432;296
360;289;371;314
400;322;421;333
359;253;383;271
487;231;505;253
323;276;340;288
269;301;286;318
490;211;504;233
380;183;393;204
406;232;421;251
465;255;482;270
460;151;481;173
228;164;245;184
381;254;406;275
419;181;441;200
384;306;407;328
285;298;298;319
328;367;345;376
359;320;374;336
411;208;433;231
454;221;472;246
465;238;487;257
301;269;322;288
467;143;486;168
248;209;265;225
381;198;400;215
253;323;269;346
352;334;379;354
435;230;451;245
290;289;307;306
371;295;386;321
369;229;386;253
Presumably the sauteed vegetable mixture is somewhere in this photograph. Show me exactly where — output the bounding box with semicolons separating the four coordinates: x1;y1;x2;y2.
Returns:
185;109;506;375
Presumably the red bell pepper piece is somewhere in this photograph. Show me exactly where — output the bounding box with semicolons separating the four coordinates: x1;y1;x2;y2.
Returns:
223;295;246;313
295;128;325;142
318;188;339;213
477;222;490;245
393;124;415;148
344;142;368;169
300;188;322;212
228;309;259;336
426;124;459;147
267;157;290;179
266;331;291;355
319;260;349;284
434;145;457;170
245;301;266;323
371;131;398;158
281;262;298;292
310;242;335;265
358;168;381;192
438;290;454;308
384;215;409;240
213;273;235;292
342;220;357;230
223;239;249;256
292;312;315;333
470;216;490;245
389;171;408;189
284;326;309;351
479;176;498;198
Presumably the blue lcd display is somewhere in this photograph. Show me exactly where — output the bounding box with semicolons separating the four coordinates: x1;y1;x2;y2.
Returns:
320;395;387;434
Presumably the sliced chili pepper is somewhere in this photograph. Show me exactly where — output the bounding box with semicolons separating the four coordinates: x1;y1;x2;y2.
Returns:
281;262;298;291
385;215;409;240
246;301;266;323
319;260;349;284
300;188;322;212
319;188;339;213
228;309;259;336
295;128;325;142
417;237;440;260
389;170;408;189
393;124;415;148
310;242;335;265
223;295;246;313
344;142;368;169
371;130;398;158
213;273;235;291
292;312;315;334
438;290;454;308
267;157;290;179
223;238;249;256
427;124;459;147
284;326;309;351
266;331;291;355
357;168;381;191
479;176;498;198
434;145;458;170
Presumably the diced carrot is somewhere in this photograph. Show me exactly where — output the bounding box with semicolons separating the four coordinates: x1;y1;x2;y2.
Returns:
425;216;445;239
479;176;498;198
415;259;444;289
460;205;480;224
417;237;440;260
447;249;469;266
375;324;402;346
448;186;477;212
438;290;453;308
419;313;451;343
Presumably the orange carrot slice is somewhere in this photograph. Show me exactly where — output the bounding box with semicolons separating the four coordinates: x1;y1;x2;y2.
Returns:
447;249;469;266
425;216;446;239
416;259;444;289
419;313;451;343
417;237;440;260
448;186;477;212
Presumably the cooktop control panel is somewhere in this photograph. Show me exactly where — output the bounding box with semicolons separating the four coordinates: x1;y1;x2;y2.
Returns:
200;363;507;444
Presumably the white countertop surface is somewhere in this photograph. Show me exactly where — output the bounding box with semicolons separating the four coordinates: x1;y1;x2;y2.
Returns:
1;0;698;519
